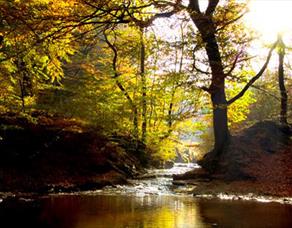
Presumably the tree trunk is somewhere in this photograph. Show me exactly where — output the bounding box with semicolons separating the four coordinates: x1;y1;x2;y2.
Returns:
278;36;288;125
115;80;139;140
140;27;147;144
104;32;139;141
19;78;25;112
211;87;229;152
189;11;230;159
168;91;175;129
18;60;33;113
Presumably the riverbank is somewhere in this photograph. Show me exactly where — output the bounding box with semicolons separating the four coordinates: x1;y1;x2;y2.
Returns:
1;113;291;204
174;121;292;199
0;113;148;193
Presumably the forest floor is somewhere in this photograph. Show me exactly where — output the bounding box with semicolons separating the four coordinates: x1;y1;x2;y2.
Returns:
174;121;292;200
0;112;148;194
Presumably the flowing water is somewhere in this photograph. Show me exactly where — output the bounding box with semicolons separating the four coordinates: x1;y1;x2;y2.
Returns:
1;163;292;228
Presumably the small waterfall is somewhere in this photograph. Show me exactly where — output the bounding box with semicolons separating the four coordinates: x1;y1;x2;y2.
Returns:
97;163;200;196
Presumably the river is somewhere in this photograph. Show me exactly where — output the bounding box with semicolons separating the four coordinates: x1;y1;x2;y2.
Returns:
0;163;292;228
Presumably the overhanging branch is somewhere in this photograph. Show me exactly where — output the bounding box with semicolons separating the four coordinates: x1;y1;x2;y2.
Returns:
227;40;278;105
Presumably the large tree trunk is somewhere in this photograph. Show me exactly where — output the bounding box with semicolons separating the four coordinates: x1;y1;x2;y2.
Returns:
211;88;229;155
190;12;229;155
278;36;288;126
203;25;229;154
189;1;229;170
212;88;229;152
187;0;281;173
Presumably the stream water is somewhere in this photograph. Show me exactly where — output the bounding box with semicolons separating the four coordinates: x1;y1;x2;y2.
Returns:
1;163;292;228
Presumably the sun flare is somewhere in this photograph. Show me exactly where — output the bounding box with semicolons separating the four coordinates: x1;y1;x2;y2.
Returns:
245;0;292;43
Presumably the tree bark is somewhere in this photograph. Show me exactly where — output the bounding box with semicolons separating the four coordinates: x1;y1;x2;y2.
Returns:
278;35;288;125
19;78;25;112
189;2;229;157
104;32;139;140
140;27;147;144
17;60;33;113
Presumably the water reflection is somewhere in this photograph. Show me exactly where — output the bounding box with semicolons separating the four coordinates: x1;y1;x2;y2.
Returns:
1;195;292;228
40;195;206;228
0;163;291;227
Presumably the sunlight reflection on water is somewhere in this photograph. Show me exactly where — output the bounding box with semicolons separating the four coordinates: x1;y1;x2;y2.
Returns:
1;194;292;228
1;163;292;227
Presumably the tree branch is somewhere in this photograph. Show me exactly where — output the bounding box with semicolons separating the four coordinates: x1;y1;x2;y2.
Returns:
188;0;201;13
128;0;184;28
224;51;242;76
252;85;280;101
206;0;219;15
103;30;119;78
227;40;278;105
216;13;245;32
226;74;281;101
216;12;246;32
191;45;211;75
193;64;211;75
